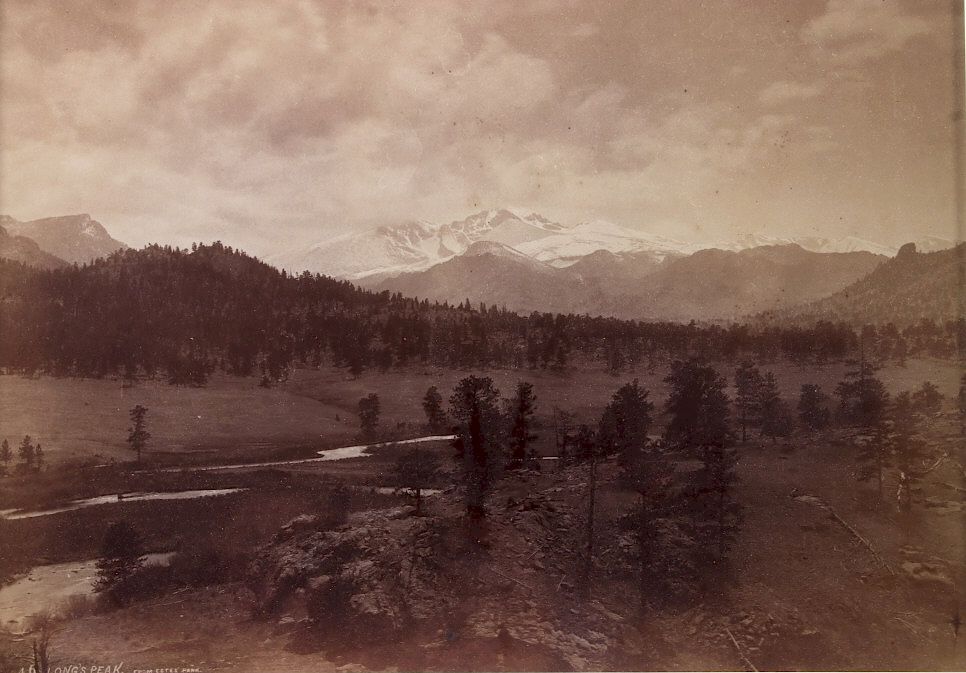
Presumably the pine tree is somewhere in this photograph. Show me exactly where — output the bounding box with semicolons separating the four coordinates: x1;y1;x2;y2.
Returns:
422;386;447;432
0;439;10;475
576;425;601;599
33;443;44;471
664;362;732;451
798;384;831;431
734;361;763;442
449;376;504;519
357;394;380;439
600;380;673;608
758;372;792;442
391;447;442;515
18;435;35;470
663;360;740;573
94;521;145;606
889;392;927;512
835;358;889;429
127;405;151;464
894;337;908;366
958;374;966;435
856;416;891;502
599;379;653;481
911;381;943;415
547;407;575;466
506;381;537;469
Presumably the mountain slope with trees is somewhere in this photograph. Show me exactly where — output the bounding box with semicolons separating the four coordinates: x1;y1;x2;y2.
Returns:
761;243;965;326
377;243;884;322
0;225;68;270
0;242;892;383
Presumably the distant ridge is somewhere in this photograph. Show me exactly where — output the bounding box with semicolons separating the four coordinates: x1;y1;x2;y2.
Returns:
378;242;886;322
0;224;68;270
1;214;127;264
274;207;955;281
757;242;965;326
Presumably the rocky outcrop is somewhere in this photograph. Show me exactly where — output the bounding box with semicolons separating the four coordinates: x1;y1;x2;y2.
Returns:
246;479;634;670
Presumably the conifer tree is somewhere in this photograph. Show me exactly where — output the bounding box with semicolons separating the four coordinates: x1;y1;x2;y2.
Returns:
958;374;966;435
600;379;673;608
552;406;576;464
127;405;151;464
857;418;891;502
889;392;927;512
391;447;442;515
912;381;943;415
449;376;504;519
576;425;600;599
422;386;447;432
835;358;889;429
734;361;763;442
663;360;740;572
357;394;380;439
18;435;35;470
94;521;145;606
758;372;793;442
798;384;831;431
0;439;10;475
506;381;537;469
599;379;653;481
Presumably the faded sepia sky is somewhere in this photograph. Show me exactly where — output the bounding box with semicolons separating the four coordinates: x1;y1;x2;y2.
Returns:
1;0;962;255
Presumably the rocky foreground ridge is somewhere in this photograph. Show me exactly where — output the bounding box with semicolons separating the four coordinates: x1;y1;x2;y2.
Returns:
242;463;876;671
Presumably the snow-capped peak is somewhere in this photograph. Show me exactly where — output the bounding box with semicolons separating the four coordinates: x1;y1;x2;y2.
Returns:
273;208;956;280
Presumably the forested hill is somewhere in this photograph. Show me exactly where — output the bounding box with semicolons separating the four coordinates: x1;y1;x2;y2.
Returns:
0;242;952;384
759;243;965;327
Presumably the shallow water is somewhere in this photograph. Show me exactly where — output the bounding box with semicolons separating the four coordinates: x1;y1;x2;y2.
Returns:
0;488;245;520
0;552;174;631
162;433;459;472
369;486;443;496
314;434;459;460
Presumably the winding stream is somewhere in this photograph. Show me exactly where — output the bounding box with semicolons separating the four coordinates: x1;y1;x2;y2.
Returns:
158;433;458;473
0;488;245;520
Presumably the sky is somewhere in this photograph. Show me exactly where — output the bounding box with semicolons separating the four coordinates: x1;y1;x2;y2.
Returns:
1;0;962;256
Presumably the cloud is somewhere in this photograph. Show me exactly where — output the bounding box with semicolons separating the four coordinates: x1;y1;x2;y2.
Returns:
759;80;826;106
802;0;936;64
0;0;956;252
571;23;599;38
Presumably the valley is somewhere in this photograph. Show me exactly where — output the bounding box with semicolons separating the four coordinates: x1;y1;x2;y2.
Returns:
0;220;962;671
2;0;962;669
1;355;963;669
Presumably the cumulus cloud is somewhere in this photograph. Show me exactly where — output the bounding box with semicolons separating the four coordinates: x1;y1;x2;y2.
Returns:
802;0;936;64
0;0;956;253
759;80;826;106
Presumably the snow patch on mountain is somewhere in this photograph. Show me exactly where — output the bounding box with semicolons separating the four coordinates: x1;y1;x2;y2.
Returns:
793;236;897;257
460;240;556;273
275;209;574;279
275;208;958;280
516;219;685;267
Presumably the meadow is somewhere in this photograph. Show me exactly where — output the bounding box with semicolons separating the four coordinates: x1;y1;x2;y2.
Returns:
0;356;959;467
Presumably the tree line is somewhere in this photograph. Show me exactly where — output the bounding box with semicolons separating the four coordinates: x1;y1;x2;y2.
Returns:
1;243;959;385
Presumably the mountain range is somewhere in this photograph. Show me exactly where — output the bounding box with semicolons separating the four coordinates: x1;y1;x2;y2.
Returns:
0;209;958;325
272;208;954;281
0;214;127;266
372;241;888;322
